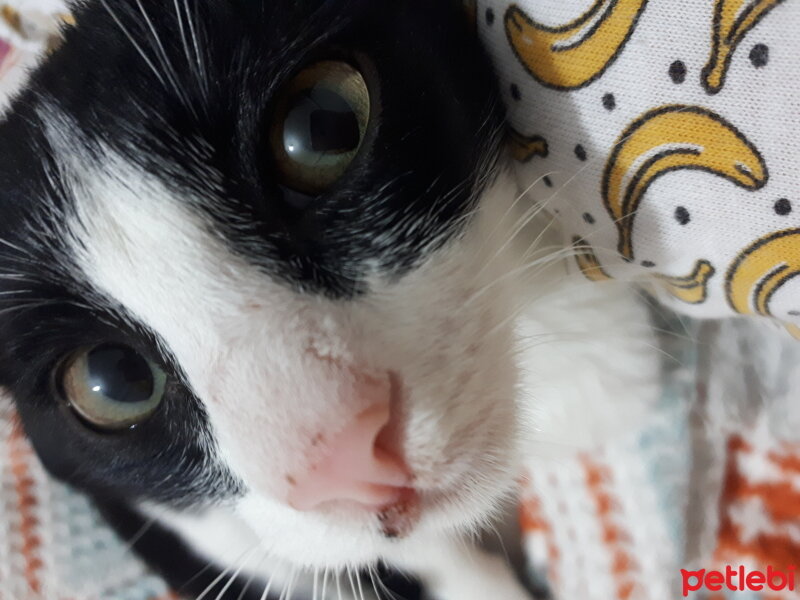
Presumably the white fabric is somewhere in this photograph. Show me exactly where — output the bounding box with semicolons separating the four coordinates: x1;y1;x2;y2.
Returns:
480;0;800;332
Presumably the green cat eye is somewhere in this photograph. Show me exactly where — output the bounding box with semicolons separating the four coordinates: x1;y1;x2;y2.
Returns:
271;60;371;196
59;344;166;430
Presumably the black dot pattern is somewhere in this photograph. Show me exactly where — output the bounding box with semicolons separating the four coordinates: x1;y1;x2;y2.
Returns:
675;206;691;225
486;8;495;25
750;44;769;68
669;60;687;84
575;144;587;161
602;93;616;111
583;212;595;224
775;198;792;215
510;83;521;101
543;176;553;188
641;261;656;268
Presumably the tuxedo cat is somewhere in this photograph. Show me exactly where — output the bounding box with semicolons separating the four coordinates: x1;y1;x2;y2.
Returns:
0;1;658;598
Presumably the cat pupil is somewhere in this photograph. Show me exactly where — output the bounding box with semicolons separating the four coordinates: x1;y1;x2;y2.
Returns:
283;87;360;162
86;345;154;404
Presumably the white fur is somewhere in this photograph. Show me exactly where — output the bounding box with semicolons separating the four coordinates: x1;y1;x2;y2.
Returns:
47;105;659;598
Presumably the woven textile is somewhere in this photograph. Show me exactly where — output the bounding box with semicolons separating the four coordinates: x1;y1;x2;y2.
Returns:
515;314;800;599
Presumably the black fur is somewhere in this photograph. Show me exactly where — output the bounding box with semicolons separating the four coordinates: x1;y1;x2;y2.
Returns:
30;0;504;297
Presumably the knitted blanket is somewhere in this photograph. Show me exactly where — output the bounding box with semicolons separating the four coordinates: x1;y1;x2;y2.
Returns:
2;3;800;600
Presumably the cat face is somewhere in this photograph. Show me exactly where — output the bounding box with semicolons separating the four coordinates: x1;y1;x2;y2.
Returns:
0;0;522;569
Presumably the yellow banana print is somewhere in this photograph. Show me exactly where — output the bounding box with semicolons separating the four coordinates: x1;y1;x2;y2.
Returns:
603;105;768;261
726;229;800;316
573;237;613;282
655;261;716;304
574;234;716;304
505;0;648;90
508;128;548;163
702;0;786;94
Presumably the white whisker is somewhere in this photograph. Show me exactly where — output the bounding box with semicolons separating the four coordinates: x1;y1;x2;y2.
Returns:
133;0;196;117
259;567;277;600
97;0;168;90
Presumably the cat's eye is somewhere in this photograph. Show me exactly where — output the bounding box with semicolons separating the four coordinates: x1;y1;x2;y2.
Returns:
271;60;371;196
59;344;166;431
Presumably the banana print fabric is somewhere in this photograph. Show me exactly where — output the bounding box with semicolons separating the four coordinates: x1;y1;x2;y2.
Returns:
480;0;800;336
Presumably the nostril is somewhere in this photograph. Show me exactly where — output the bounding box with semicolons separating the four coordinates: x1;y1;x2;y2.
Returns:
286;400;411;512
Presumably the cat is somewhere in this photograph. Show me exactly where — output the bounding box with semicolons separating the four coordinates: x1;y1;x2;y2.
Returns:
0;1;658;598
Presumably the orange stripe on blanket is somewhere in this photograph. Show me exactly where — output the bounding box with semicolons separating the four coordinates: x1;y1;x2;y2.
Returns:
7;415;43;595
768;447;800;476
582;456;638;600
715;434;800;571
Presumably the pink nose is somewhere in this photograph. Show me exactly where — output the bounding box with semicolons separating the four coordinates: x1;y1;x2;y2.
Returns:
287;402;411;511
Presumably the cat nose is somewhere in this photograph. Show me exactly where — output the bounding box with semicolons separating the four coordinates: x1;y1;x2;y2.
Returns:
286;401;411;512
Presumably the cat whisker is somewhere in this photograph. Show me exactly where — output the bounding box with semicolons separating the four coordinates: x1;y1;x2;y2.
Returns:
234;544;271;600
515;323;685;367
470;170;560;280
367;564;397;600
279;565;298;600
0;289;35;297
185;0;208;99
97;0;169;91
356;570;367;600
214;545;260;600
365;566;380;600
320;567;331;600
195;543;259;600
509;104;701;225
0;300;61;318
0;236;32;256
132;0;196;119
258;566;277;600
173;0;205;109
465;244;579;309
460;173;675;328
346;568;358;600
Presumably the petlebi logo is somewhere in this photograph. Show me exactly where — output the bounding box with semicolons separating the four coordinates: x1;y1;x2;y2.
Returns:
681;565;797;596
